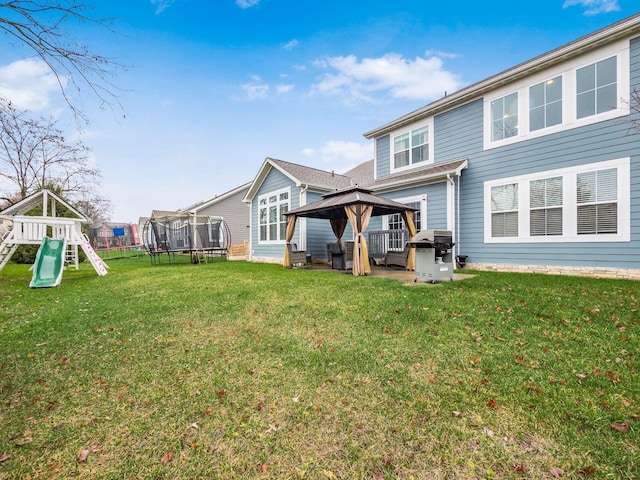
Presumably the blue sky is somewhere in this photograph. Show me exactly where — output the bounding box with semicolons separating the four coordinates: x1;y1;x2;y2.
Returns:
0;0;635;222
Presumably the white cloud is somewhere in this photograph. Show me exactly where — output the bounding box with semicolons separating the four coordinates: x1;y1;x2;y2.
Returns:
301;148;315;156
236;0;261;9
241;75;269;100
316;140;372;164
562;0;620;15
150;0;175;14
310;53;464;103
276;84;294;94
0;58;62;111
284;39;299;50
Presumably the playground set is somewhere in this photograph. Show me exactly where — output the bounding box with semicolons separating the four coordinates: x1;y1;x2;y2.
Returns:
142;213;231;264
0;190;108;287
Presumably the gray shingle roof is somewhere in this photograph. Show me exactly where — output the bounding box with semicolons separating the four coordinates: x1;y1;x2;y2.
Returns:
269;158;352;190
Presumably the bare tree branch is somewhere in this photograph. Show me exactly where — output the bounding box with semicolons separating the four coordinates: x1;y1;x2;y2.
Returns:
0;0;126;124
0;96;111;220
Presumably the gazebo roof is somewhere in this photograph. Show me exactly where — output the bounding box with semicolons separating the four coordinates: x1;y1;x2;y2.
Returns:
285;186;417;220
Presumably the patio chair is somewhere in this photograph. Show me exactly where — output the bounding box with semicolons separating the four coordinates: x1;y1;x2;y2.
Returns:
385;247;409;269
288;243;312;266
326;242;343;268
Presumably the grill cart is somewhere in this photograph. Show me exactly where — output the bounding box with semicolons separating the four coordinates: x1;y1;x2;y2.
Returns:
407;230;455;283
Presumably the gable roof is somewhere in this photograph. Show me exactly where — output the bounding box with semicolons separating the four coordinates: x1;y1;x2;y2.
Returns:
244;157;353;201
178;182;251;214
0;189;88;221
364;12;640;139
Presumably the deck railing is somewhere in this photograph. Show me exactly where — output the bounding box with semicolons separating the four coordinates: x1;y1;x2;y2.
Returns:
6;216;80;244
368;229;410;259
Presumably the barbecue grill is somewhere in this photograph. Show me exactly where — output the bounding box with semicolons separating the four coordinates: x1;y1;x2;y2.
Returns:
407;229;455;283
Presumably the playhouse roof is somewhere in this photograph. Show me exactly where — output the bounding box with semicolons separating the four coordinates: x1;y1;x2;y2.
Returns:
0;189;88;221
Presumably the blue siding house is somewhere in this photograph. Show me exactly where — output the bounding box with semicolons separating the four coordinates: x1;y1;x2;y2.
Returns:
246;14;640;279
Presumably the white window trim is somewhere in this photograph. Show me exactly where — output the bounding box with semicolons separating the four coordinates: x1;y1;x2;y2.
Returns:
483;39;630;150
389;119;435;174
483;158;630;243
257;186;291;244
382;194;427;230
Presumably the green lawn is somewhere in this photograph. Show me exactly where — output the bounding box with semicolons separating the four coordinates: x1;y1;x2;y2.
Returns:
0;257;638;479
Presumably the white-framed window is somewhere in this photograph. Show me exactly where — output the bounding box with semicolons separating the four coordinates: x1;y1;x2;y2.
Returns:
491;92;518;141
483;39;630;149
576;56;617;119
530;76;562;131
383;195;426;250
530;176;563;236
576;168;618;235
490;183;519;237
483;158;630;243
391;121;433;172
258;187;290;243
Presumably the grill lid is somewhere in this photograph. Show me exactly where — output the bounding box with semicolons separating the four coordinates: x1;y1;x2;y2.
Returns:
407;229;454;247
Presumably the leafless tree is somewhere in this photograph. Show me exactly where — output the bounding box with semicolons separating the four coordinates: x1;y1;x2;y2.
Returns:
0;0;125;124
0;97;111;219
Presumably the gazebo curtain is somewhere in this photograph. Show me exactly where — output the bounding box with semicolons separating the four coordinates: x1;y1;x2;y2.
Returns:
283;214;297;267
330;218;347;250
345;204;373;276
402;210;417;271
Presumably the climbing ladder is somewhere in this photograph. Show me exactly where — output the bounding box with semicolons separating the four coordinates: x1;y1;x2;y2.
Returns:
0;230;19;270
76;231;108;276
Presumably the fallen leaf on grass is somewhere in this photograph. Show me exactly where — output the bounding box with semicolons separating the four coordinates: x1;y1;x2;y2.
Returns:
579;466;596;477
486;399;497;408
60;357;69;364
259;462;269;473
0;453;10;463
76;449;90;463
513;463;527;473
611;421;630;432
452;411;462;417
550;467;564;477
160;451;173;463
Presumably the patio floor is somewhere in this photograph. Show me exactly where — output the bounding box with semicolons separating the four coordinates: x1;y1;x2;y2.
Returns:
305;263;475;285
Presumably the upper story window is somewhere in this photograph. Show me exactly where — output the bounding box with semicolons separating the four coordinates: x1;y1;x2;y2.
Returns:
483;40;629;150
491;93;518;141
484;158;629;244
391;122;433;172
258;188;290;243
576;56;617;119
530;76;562;131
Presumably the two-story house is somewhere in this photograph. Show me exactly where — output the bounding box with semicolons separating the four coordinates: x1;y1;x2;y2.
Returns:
245;13;640;279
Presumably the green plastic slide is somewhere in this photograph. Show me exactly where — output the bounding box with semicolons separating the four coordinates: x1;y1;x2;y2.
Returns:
30;236;67;288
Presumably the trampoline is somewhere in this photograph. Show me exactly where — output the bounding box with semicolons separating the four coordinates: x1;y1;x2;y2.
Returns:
142;214;231;264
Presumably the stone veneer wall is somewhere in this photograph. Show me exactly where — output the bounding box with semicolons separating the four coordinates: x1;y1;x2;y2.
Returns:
465;263;640;281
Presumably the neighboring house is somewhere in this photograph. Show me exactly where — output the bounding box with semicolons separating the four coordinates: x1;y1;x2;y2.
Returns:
177;182;251;247
245;14;640;279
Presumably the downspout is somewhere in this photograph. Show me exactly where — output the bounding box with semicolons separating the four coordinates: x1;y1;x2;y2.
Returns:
299;185;308;250
446;174;456;262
